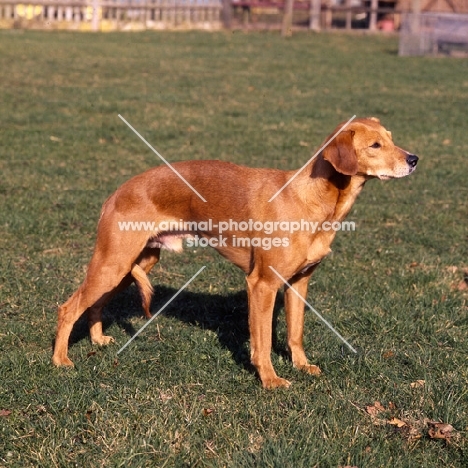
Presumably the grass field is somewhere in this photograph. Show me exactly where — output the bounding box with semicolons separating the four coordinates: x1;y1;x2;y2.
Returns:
0;29;467;467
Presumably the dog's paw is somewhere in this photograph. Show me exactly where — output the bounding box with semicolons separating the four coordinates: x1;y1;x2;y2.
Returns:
301;364;321;375
262;376;292;389
91;335;115;346
52;355;74;367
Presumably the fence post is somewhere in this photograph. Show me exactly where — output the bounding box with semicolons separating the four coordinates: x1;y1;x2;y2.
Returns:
282;0;294;36
92;0;100;30
369;0;377;31
221;0;231;28
309;0;320;31
345;0;351;30
410;0;420;32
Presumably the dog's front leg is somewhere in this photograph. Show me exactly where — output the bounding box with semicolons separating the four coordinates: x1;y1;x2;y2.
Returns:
246;274;290;389
284;274;321;376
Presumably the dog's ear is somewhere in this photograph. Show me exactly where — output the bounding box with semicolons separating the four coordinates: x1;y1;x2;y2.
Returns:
322;130;358;176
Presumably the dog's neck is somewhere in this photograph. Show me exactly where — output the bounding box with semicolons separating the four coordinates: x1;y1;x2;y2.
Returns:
296;154;368;222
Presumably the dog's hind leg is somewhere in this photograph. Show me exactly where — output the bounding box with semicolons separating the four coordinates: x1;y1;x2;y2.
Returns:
52;255;131;366
53;237;152;366
87;247;161;346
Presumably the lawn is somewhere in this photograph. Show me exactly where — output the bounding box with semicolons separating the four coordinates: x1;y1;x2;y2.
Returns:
0;29;467;467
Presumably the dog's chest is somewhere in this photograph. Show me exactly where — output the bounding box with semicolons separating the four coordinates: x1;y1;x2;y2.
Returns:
305;231;335;265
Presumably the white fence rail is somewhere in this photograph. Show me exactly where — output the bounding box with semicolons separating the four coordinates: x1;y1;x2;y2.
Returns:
0;0;222;30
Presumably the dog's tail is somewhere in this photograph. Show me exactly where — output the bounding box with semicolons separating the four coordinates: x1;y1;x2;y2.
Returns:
131;264;154;319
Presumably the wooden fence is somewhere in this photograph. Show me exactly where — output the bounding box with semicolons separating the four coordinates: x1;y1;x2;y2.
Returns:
229;0;404;31
0;0;432;31
0;0;223;30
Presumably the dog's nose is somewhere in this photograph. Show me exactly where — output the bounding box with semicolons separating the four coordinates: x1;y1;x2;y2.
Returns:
406;154;418;168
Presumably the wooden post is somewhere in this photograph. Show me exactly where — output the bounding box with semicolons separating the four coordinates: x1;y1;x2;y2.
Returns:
92;0;99;31
221;0;232;28
309;0;320;31
282;0;294;36
345;0;351;30
242;5;249;27
410;0;420;32
369;0;378;31
324;4;332;29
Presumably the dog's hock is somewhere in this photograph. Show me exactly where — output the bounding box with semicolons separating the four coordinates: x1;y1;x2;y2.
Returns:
322;130;358;176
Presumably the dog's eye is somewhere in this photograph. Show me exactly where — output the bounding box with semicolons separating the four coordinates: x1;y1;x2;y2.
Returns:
370;142;381;149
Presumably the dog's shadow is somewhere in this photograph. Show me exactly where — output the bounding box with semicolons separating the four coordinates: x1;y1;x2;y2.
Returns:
69;284;286;373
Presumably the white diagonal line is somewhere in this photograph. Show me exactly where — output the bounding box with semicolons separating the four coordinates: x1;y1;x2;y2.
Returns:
268;115;356;202
269;266;357;353
117;266;206;355
118;114;207;202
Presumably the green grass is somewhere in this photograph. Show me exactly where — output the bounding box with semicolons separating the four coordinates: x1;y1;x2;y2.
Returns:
1;30;467;467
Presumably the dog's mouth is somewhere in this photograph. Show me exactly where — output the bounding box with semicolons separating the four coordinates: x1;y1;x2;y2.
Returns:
377;165;417;180
377;153;418;180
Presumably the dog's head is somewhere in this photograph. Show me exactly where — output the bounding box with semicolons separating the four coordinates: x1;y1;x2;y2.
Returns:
322;117;418;180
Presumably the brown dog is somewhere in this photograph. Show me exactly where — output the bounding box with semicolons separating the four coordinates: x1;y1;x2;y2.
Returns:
52;117;418;388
